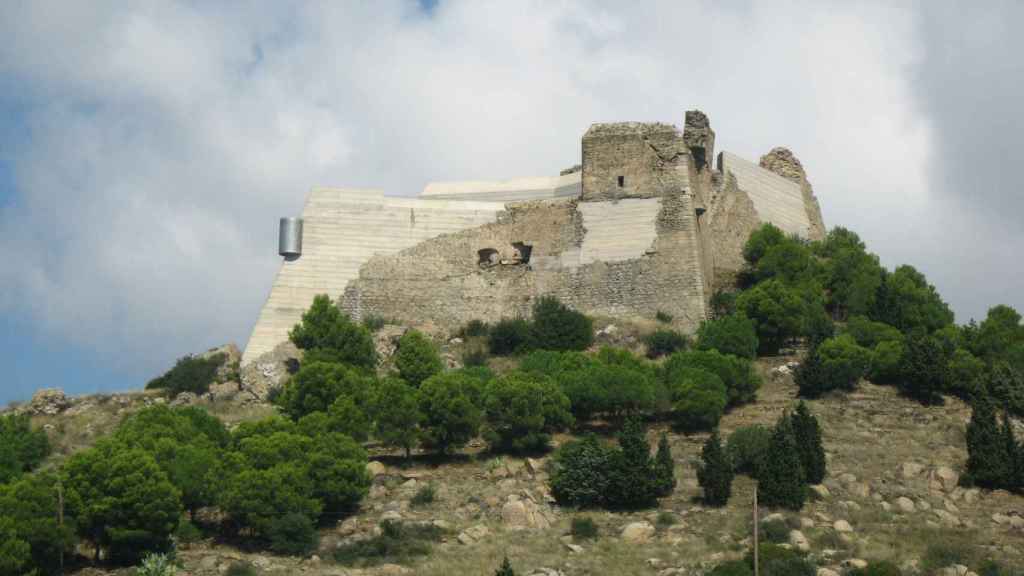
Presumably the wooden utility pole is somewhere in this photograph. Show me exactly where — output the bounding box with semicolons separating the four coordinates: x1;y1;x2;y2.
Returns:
753;485;760;576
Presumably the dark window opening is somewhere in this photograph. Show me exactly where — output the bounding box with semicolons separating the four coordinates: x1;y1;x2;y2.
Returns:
695;207;706;217
617;175;625;188
690;147;707;171
511;242;533;264
477;248;499;268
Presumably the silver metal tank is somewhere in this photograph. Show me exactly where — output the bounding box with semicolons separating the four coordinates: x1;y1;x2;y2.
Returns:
278;217;303;257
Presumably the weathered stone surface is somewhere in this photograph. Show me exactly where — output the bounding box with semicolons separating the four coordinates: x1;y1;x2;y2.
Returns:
932;466;960;492
25;388;71;415
366;461;387;478
621;521;656;543
501;496;551;530
896;496;916;513
789;529;811;552
239;340;301;400
457;524;490;545
833;520;853;533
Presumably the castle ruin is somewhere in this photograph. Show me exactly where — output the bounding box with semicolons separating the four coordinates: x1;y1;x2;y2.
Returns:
242;110;825;366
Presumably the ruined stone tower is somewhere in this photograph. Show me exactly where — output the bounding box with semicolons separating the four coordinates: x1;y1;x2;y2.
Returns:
242;110;825;366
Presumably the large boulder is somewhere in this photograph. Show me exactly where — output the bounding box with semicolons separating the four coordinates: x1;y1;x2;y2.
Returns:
620;521;655;543
240;341;301;401
501;495;552;530
25;388;71;416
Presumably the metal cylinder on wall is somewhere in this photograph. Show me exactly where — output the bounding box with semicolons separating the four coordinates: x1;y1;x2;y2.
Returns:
278;217;303;257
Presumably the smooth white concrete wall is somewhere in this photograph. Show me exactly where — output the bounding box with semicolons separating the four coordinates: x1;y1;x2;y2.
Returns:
420;173;581;201
718;151;812;237
242;188;505;365
558;198;661;267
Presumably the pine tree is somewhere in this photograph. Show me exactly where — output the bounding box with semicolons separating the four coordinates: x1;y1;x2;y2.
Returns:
965;393;1009;489
759;414;806;510
653;433;677;497
495;555;516;576
790;401;827;485
1000;411;1022;492
608;417;657;508
697;429;733;506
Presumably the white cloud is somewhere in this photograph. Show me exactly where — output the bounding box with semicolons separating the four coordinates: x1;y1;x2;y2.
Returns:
0;1;1015;386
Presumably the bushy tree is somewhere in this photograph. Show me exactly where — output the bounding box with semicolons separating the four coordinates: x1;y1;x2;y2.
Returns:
758;415;806;510
220;462;320;540
814;227;884;318
790;401;827;485
482;372;573;453
644;329;689;359
947;348;987;401
868;339;904;385
965;393;1012;489
736;279;807;355
653;434;676;497
795;335;871;397
0;413;50;483
663;349;760;407
986;361;1024;417
278;361;373;421
530;296;594;351
518;350;597;376
753;237;820;285
307;433;371;516
898;333;950;404
743;223;787;267
666;367;727;432
495;556;517;576
697;429;733;506
0;472;77;576
417;372;484;453
296;395;371;442
369;378;422;459
871;265;954;334
489;318;532;356
696;314;759;359
726;425;772;478
289;294;377;369
844;315;903;348
549;434;615;507
394;330;444;387
972;305;1024;363
63;440;182;563
606;418;657;508
145;353;226;395
0;516;30;576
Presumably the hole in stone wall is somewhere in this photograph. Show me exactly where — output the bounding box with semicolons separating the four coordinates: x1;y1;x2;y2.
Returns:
478;248;499;268
511;242;533;264
691;147;707;171
617;175;625;188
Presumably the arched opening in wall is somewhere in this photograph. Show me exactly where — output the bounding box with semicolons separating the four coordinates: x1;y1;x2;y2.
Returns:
511;242;533;264
478;248;499;268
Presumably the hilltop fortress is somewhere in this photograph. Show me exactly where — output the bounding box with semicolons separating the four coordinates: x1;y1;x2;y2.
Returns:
242;110;825;366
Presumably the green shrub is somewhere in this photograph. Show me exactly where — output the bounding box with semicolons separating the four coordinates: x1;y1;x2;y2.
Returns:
549;435;616;507
848;561;903;576
482;371;573;453
751;543;815;576
791;401;827;485
743;223;787;266
333;520;444;567
277;361;373;421
898;333;950;405
655;310;674;323
707;560;753;576
570;516;599;539
845;315;903;348
0;413;50;483
495;556;516;576
605;418;658;509
663;349;760;407
760;516;790;543
0;515;30;576
460;319;490;338
726;425;772;478
224;562;258;576
289;294;377;369
530;296;594;351
871;265;954;335
489;318;532;356
697;429;733;506
370;378;422;459
736;279;807;355
655;511;677;528
519;350;596;376
948;348;987;400
135;553;177;576
146;353;225;396
965;392;1018;490
417;372;484;453
174;518;202;544
920;539;977;574
395;330;444;388
758;416;806;510
696;314;759;359
985;361;1024;417
644;329;688;359
410;484;435;507
0;472;77;575
710;291;738;318
796;335;871;397
653;433;676;497
667;367;727;432
267;512;318;556
362;314;386;332
869;339;904;385
462;346;489;367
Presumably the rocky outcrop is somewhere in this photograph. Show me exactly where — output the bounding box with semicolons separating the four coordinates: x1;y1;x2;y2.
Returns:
24;388;71;416
759;147;826;241
239;341;301;401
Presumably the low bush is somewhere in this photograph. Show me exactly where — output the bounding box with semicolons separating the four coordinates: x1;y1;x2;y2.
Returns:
644;329;688;359
395;330;444;388
174;518;203;544
462;346;489;367
848;561;903;576
726;425;772;478
267;512;318;556
707;560;753;576
289;294;377;370
749;543;815;576
760;516;790;543
697;429;733;506
869;339;904;385
225;562;258;576
796;335;871;397
410;484;435;507
666;367;727;432
333;520;445;567
845;315;903;348
530;296;594;352
655;310;674;323
655;511;677;528
460;319;490;338
0;413;50;483
146;353;225;396
663;349;760;407
362;314;386;332
496;556;517;576
570;516;598;539
489;318;532;356
417;372;484;453
696;314;759;359
482;372;573;453
135;553;178;576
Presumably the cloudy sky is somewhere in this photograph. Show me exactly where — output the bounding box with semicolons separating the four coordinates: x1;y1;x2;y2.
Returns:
1;1;1021;404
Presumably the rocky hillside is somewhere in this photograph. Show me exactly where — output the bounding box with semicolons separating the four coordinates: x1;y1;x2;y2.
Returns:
18;353;1023;576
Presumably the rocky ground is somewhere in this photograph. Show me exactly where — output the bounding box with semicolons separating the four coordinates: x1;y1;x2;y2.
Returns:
12;351;1024;576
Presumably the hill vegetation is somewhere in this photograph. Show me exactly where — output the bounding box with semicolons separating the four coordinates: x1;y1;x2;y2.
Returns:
1;223;1023;575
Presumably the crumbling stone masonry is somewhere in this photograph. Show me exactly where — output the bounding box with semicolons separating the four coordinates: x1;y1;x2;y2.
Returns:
242;110;826;366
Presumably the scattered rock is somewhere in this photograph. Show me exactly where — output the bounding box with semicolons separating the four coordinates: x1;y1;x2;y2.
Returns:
207;380;239;402
170;391;198;406
818;569;841;576
621;521;656;543
932;466;960;492
380;510;403;523
25;389;71;416
501;496;551;530
901;462;924;478
842;559;868;570
240;341;301;401
457;524;490;545
377;564;413;575
896;497;916;513
366;461;387;478
810;484;831;499
833;520;853;533
789;530;810;553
